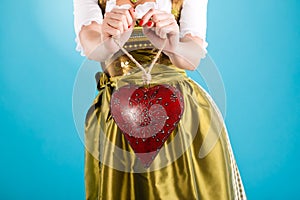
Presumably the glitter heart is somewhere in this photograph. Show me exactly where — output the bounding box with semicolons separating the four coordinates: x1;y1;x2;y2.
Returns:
110;84;184;167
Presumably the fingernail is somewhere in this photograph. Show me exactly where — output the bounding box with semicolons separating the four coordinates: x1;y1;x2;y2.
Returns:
147;21;153;27
128;25;131;28
139;19;144;26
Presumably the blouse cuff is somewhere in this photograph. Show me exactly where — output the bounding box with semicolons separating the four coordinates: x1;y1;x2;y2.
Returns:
180;30;208;55
75;19;103;56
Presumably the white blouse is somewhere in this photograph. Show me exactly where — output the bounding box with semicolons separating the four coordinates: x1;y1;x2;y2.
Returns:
73;0;208;56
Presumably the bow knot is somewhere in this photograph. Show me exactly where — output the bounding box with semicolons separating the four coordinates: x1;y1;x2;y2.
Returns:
95;72;111;91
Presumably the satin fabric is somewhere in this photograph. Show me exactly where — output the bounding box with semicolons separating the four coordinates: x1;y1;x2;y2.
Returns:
84;62;246;199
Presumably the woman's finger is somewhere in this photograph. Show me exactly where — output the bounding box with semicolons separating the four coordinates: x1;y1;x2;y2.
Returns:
128;7;136;23
155;26;166;39
103;23;121;37
112;8;133;27
106;18;124;33
156;22;178;38
151;13;175;24
140;8;158;26
109;12;129;31
155;17;176;29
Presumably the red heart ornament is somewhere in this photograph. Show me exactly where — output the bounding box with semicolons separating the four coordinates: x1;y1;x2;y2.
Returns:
110;84;184;167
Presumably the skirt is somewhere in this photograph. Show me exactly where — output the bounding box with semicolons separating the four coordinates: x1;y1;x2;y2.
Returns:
84;63;246;200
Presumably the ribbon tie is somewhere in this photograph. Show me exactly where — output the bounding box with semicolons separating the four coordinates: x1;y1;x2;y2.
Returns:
95;72;113;91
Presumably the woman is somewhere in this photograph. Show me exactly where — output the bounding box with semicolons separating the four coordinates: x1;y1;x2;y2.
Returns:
74;0;246;199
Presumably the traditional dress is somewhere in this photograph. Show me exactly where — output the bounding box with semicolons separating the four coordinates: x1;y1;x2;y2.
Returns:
73;0;247;199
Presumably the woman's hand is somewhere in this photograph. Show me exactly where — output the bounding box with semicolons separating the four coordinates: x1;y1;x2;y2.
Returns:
140;9;206;70
140;9;179;51
102;7;136;40
79;7;136;61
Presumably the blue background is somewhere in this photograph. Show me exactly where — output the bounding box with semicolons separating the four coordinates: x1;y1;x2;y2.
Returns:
0;0;299;199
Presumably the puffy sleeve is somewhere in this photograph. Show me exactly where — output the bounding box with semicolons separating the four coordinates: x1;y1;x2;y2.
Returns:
73;0;104;56
179;0;208;50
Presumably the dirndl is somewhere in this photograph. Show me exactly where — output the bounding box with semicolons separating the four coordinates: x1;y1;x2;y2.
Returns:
84;63;246;200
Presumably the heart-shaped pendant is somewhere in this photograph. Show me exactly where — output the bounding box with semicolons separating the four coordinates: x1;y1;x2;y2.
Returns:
110;84;184;167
